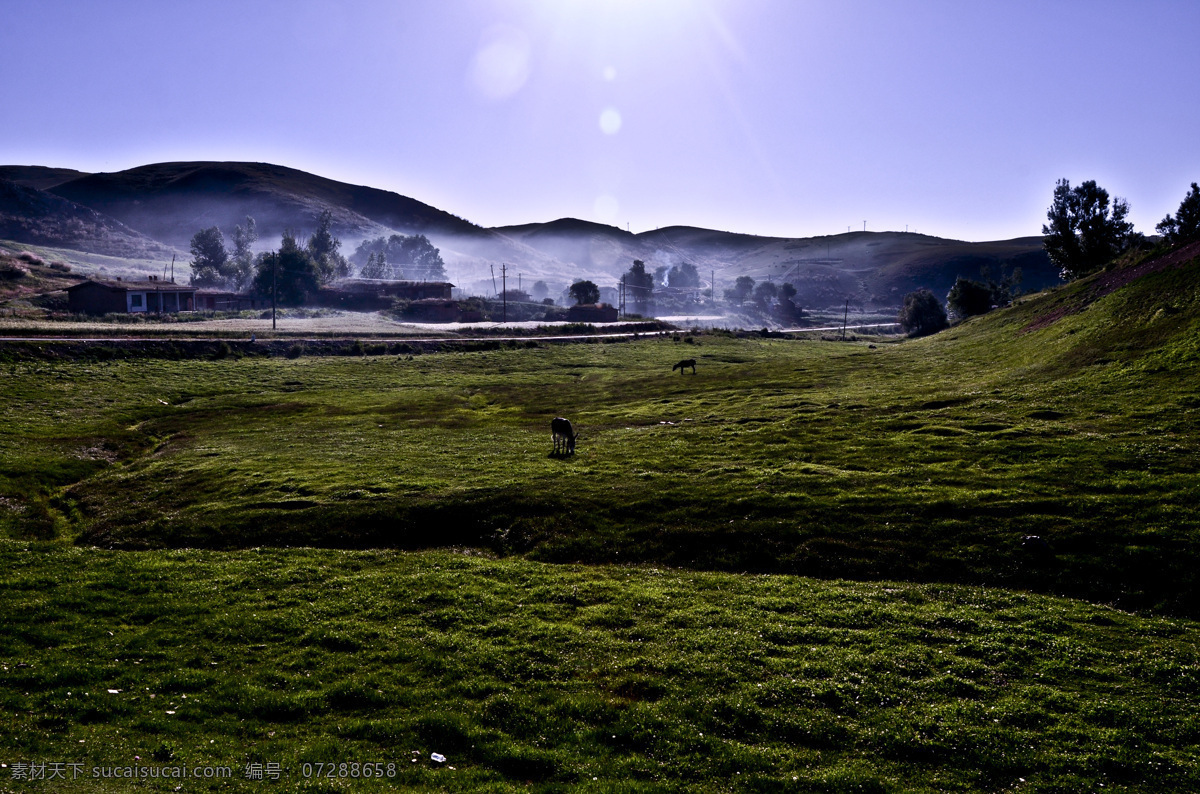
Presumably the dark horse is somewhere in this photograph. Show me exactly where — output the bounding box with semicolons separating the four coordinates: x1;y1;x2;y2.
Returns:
551;417;578;455
672;358;697;374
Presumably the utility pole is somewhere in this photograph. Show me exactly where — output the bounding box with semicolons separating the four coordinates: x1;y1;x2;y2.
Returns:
841;299;849;341
271;253;277;331
501;263;507;323
169;253;174;283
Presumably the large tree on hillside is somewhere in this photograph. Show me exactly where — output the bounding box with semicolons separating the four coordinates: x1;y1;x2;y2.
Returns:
1156;182;1200;247
1042;178;1135;280
188;226;229;288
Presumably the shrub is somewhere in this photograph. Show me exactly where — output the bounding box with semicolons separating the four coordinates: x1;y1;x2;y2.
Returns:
946;277;993;321
898;289;948;337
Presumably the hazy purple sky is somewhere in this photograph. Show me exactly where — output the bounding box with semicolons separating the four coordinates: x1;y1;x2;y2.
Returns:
3;0;1198;241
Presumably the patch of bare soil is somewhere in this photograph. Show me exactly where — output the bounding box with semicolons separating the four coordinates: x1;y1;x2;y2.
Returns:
1020;241;1200;333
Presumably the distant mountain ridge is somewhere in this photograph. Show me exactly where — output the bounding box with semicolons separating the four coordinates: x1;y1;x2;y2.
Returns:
0;160;1059;305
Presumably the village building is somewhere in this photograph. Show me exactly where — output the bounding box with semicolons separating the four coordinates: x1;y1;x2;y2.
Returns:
403;299;463;323
194;290;266;312
66;276;197;315
315;279;455;311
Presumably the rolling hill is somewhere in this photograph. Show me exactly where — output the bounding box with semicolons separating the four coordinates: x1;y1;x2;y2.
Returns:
0;176;179;260
1;160;1059;306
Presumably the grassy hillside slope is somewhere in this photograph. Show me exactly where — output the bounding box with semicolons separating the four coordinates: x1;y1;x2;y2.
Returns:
2;244;1197;615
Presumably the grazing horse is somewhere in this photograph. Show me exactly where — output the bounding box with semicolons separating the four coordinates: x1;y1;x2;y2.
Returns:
672;358;697;374
551;417;577;455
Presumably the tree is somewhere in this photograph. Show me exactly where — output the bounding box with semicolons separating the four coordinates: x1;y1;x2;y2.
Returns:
946;277;993;321
624;259;654;315
251;230;322;306
188;226;229;288
399;234;446;281
1156;182;1200;247
531;280;550;301
724;275;755;306
667;262;700;289
307;210;349;283
752;281;778;310
569;280;600;305
360;252;384;279
1043;178;1135;280
980;263;1023;306
777;282;802;322
898;289;948;337
351;234;446;281
229;216;257;292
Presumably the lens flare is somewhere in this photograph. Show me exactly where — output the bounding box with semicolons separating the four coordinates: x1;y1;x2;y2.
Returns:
468;25;532;101
599;107;622;135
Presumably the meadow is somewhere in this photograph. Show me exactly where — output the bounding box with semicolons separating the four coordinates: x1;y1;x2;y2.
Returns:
1;249;1198;791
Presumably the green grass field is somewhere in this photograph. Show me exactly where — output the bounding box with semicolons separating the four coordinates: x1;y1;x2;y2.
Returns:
2;547;1198;793
1;247;1198;791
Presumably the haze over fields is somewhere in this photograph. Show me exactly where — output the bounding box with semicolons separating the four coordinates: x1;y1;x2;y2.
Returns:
0;161;1058;309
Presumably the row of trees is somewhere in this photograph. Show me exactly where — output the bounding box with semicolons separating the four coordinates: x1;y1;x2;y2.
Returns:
188;213;454;305
353;234;446;282
189;217;259;291
723;276;803;323
188;211;350;293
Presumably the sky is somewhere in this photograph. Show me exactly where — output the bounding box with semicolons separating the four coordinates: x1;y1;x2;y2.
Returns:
2;0;1199;242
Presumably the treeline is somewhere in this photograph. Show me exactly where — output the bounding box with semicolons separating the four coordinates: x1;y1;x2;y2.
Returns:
352;234;446;282
616;259;802;323
188;210;350;296
187;212;450;306
897;179;1200;337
